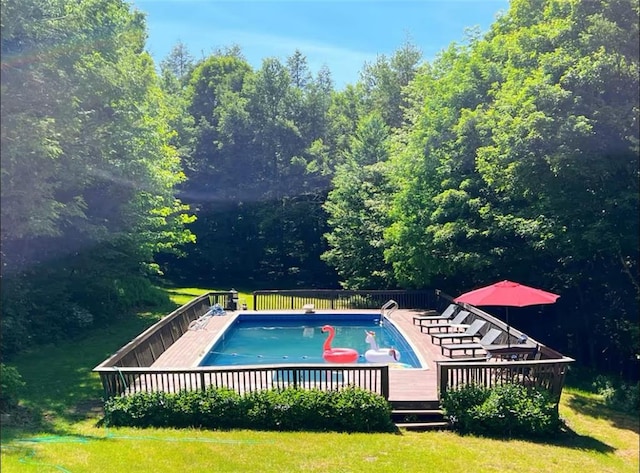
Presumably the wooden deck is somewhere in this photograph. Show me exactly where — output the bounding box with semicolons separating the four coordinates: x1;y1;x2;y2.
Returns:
95;291;571;410
151;309;458;403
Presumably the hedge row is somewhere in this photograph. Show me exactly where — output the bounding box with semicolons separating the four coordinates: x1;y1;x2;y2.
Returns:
104;386;395;432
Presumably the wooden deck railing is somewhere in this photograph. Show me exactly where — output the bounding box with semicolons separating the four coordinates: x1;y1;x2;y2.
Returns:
437;358;573;402
252;289;437;311
94;290;397;401
94;288;572;407
94;364;390;400
94;291;233;369
434;291;574;404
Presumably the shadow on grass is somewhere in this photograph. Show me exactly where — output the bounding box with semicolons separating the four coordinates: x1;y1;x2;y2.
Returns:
565;391;639;434
526;423;616;453
165;289;207;298
447;421;615;453
3;310;167;441
0;415;110;443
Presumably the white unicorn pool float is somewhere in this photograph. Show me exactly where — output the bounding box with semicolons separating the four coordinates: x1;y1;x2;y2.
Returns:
364;330;400;363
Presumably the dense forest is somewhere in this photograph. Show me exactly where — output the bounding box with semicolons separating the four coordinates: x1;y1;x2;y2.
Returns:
1;0;638;381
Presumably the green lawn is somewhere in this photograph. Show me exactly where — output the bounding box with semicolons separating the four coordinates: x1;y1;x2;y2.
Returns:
164;287;255;309
1;288;638;473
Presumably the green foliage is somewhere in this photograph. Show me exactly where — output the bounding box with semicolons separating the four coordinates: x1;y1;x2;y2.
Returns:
2;0;194;258
2;0;638;386
441;383;561;438
160;41;195;87
0;249;172;357
329;384;394;432
359;39;422;129
592;376;640;415
104;386;394;433
0;277;32;356
242;386;394;432
172;48;341;287
322;113;395;289
104;391;171;428
385;0;639;376
440;383;490;420
1;0;195;357
196;387;244;428
0;364;25;411
604;383;639;415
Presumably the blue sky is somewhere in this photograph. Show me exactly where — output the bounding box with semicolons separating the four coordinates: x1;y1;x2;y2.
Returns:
130;0;510;89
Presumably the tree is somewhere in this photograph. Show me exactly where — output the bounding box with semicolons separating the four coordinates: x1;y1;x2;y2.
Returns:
323;113;394;288
1;0;194;356
385;0;639;376
359;39;422;129
287;49;312;89
170;51;340;287
160;40;195;83
474;0;639;372
386;41;497;289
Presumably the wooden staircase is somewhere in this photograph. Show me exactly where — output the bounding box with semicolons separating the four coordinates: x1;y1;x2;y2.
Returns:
391;400;451;431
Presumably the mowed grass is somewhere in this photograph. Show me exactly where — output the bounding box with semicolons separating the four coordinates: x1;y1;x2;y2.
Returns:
163;287;352;311
164;287;255;309
1;288;638;473
1;397;638;473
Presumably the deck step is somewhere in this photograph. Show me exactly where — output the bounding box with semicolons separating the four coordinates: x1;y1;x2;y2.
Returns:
392;409;443;416
390;400;441;410
391;407;450;431
395;421;451;431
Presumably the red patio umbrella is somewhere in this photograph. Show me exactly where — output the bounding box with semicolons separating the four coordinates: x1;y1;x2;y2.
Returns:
453;280;560;347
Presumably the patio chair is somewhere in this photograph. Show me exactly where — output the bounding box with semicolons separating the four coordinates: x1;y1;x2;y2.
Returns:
430;319;487;345
440;328;503;358
419;310;471;334
412;303;460;326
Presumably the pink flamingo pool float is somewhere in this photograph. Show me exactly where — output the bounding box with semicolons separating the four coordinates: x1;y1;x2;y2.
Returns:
321;325;359;363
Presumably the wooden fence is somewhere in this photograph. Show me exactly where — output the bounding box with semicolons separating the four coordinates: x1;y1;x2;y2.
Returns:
94;364;390;400
253;289;438;311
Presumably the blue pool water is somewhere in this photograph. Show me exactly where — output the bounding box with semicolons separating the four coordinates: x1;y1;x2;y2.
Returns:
198;313;422;368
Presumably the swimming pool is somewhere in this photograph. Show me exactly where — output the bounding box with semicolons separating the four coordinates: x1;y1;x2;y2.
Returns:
198;313;424;369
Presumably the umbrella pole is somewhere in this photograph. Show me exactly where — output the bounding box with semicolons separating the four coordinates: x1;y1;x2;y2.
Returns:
506;308;510;348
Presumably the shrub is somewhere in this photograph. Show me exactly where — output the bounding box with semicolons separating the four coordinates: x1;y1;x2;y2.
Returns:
104;391;172;428
441;383;561;438
196;388;243;428
599;380;640;414
0;253;174;359
440;383;490;429
0;364;26;411
568;369;639;415
331;385;394;432
104;386;394;432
